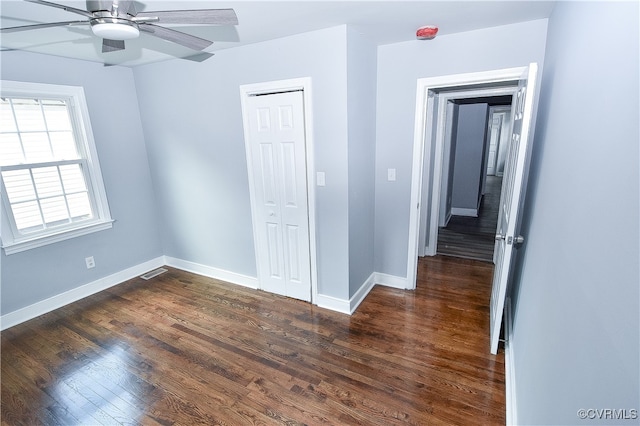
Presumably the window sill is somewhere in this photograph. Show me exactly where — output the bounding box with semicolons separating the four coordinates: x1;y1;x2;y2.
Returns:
2;220;114;255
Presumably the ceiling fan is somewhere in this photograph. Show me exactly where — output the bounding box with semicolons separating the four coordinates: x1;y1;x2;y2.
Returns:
0;0;238;54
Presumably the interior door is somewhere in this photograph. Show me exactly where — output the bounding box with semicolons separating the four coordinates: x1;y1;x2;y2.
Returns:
245;90;312;302
486;112;503;176
490;63;538;354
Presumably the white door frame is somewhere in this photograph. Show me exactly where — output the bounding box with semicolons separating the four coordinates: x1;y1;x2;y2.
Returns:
427;86;518;254
239;77;318;303
407;67;527;290
416;86;517;257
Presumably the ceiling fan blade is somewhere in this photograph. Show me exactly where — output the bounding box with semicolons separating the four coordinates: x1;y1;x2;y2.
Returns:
0;21;88;33
134;9;238;25
183;52;215;63
102;38;125;52
86;0;137;16
24;0;93;18
138;24;213;51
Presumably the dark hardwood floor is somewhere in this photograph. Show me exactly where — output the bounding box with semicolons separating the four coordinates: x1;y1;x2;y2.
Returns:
437;175;502;262
1;256;504;425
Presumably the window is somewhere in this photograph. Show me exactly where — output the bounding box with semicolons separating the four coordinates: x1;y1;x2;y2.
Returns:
1;81;112;254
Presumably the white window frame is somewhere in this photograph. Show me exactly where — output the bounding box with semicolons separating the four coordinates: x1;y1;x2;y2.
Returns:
1;80;113;255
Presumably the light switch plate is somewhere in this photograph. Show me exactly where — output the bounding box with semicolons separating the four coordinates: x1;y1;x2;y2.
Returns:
317;172;326;186
387;168;396;181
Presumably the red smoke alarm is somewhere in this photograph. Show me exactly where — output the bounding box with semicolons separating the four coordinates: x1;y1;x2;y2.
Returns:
416;26;438;40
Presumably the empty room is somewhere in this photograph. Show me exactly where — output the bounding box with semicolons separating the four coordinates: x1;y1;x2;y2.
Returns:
1;1;638;424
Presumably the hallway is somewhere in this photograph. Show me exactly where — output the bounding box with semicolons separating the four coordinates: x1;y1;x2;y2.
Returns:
437;175;502;262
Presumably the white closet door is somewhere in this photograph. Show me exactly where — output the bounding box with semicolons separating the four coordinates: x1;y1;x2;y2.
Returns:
245;91;311;302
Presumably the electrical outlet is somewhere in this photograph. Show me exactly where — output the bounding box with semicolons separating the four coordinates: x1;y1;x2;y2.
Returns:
85;256;95;269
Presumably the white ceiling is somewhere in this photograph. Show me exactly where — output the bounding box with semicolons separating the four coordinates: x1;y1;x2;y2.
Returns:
0;0;556;67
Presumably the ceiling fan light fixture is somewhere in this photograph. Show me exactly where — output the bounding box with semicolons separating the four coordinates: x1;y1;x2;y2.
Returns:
91;19;139;40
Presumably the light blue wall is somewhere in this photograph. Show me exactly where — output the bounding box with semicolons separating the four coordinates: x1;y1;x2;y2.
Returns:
451;103;489;212
0;51;162;314
374;19;549;277
0;18;552;316
347;27;377;297
511;2;639;423
133;26;351;299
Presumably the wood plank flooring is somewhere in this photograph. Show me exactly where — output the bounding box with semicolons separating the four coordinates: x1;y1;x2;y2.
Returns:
437;176;502;262
1;256;504;425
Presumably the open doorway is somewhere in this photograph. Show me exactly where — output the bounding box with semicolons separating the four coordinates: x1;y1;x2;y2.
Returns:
415;83;519;261
406;66;532;291
407;64;540;356
436;99;513;262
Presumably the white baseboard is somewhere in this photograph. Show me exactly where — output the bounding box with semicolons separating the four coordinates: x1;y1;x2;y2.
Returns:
314;271;417;315
163;256;259;290
0;257;165;331
316;272;377;315
505;297;518;425
374;272;408;289
1;257;406;329
451;207;478;217
349;273;376;313
163;257;377;316
315;293;351;314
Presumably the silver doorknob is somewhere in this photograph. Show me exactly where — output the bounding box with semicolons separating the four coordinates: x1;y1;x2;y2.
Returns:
496;234;524;245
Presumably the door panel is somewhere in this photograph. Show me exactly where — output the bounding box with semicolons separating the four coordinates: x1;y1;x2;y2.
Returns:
285;224;301;282
490;64;538;354
278;105;294;129
266;222;282;279
245;91;311;301
259;143;277;205
281;142;298;207
257;107;271;131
